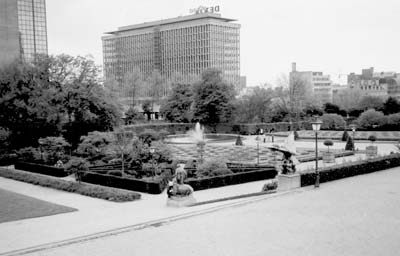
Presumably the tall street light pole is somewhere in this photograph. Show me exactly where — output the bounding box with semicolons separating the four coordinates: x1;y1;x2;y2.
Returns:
255;135;260;165
311;119;323;188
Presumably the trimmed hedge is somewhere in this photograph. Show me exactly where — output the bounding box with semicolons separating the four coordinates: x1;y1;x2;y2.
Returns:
301;153;400;187
15;161;68;177
186;168;277;191
81;171;170;194
0;168;141;202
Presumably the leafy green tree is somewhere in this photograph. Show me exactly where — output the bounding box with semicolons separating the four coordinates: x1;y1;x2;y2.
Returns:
38;136;71;164
0;55;121;149
357;109;387;129
383;97;400;115
323;103;346;116
320;114;346;130
125;107;145;124
160;83;193;122
192;69;235;125
357;96;384;111
76;131;113;164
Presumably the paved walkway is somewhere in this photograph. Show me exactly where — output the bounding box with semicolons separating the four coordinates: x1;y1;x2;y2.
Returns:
22;167;400;256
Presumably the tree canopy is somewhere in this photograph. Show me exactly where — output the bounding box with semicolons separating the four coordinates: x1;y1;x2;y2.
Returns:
191;69;235;124
0;54;121;149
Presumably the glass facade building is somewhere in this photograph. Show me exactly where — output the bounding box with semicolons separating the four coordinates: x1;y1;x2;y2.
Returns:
0;0;48;67
102;13;241;97
17;0;48;61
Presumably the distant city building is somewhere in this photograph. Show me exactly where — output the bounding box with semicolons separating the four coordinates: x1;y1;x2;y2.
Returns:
0;0;48;67
347;67;391;98
102;12;242;99
289;63;333;104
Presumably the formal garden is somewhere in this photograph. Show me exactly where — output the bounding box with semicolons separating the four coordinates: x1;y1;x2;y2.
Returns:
1;55;400;204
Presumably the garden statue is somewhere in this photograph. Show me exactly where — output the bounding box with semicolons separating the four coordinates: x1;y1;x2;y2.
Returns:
267;145;298;174
167;164;196;207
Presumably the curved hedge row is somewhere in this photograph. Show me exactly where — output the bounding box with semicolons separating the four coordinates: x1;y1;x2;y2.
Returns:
301;153;400;186
0;168;141;202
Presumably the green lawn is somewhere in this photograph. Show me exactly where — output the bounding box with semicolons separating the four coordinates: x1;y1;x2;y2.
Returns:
0;188;77;223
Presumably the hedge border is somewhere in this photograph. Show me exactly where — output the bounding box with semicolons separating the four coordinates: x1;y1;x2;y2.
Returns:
300;153;400;187
15;162;67;177
0;168;141;202
186;168;277;191
81;171;171;194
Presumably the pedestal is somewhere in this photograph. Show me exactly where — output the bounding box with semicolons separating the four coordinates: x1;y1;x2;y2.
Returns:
278;173;300;191
166;194;196;207
366;145;378;158
323;152;335;163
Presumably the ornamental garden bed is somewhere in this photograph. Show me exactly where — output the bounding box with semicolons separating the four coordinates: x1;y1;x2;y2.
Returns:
300;153;400;187
297;150;354;163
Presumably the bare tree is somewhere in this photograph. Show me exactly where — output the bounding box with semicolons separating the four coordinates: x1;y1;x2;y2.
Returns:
147;70;164;108
112;128;135;176
123;68;142;107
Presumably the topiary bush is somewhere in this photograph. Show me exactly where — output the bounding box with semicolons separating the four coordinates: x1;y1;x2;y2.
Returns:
294;130;299;140
323;140;333;152
345;136;354;151
368;135;377;143
341;130;349;142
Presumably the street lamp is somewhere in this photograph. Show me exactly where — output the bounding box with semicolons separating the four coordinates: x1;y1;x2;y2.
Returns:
311;119;323;188
149;147;156;179
255;135;261;165
349;124;356;151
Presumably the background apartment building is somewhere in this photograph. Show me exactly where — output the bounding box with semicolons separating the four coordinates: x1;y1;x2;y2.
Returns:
0;0;48;68
289;63;333;104
102;12;242;102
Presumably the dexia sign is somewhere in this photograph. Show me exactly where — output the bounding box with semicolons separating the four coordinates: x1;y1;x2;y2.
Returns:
190;5;220;14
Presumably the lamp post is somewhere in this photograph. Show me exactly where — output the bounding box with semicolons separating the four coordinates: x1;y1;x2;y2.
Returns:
350;124;356;151
311;119;323;188
255;135;261;165
149;147;156;179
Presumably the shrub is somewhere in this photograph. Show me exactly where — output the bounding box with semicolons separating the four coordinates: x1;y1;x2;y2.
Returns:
323;140;333;152
386;113;400;129
16;147;41;162
65;157;89;182
0;167;141;202
38;136;71;164
357;109;386;130
196;158;230;178
262;180;278;191
138;129;167;146
294;130;299;140
76;131;113;163
345;136;354;151
368;135;377;143
320;114;346;130
235;135;243;146
341;130;349;142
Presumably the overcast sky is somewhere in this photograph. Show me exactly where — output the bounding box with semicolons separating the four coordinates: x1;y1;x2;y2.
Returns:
47;0;400;86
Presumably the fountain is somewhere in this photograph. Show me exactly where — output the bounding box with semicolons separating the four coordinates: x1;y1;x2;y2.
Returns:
165;122;237;144
187;122;205;143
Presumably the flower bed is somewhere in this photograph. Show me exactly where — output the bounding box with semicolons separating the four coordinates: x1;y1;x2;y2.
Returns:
186;168;277;191
81;171;171;194
300;153;400;187
15;161;68;177
0;168;141;202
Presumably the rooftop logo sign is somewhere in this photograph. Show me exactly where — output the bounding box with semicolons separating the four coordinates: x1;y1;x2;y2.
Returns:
190;5;220;14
